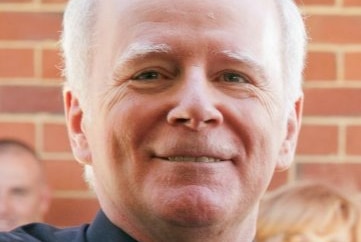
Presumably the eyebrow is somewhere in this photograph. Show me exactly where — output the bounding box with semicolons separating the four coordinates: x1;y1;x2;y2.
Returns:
115;42;171;66
112;42;172;80
112;43;268;82
217;50;268;81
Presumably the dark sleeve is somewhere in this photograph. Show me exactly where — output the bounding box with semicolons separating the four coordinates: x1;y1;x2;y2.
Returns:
0;223;89;242
0;231;39;242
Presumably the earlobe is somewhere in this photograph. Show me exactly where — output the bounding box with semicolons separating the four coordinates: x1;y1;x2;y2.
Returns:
63;89;92;165
39;184;51;218
275;95;303;171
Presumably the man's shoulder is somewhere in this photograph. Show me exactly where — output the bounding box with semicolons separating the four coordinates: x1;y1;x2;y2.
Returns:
0;223;89;242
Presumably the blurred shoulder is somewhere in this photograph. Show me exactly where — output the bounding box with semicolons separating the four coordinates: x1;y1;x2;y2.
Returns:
0;223;89;242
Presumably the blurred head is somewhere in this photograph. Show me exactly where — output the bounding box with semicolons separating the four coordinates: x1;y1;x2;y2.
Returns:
62;0;306;241
256;181;361;242
0;139;50;232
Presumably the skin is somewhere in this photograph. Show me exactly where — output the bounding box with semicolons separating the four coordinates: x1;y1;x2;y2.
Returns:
0;150;50;231
64;0;303;241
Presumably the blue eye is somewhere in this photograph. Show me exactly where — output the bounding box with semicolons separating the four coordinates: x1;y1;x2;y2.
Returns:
222;72;248;83
132;71;160;81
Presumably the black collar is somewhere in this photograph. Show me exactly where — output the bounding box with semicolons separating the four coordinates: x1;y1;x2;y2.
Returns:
86;210;137;242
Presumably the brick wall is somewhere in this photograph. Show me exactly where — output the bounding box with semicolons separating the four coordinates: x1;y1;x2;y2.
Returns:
0;0;360;227
0;0;98;227
274;0;361;191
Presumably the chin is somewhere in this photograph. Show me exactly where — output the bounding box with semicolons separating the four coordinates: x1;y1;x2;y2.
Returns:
152;185;229;227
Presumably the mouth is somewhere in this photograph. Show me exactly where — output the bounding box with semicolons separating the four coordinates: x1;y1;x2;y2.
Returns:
166;156;222;163
153;143;234;164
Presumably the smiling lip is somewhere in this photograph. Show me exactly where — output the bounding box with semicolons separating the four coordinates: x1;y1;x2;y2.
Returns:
166;156;222;163
153;142;234;163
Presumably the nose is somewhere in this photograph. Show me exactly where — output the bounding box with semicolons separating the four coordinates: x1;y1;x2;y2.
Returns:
167;73;223;130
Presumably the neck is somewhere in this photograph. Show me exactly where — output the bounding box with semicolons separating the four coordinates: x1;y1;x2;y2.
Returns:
103;203;258;242
149;217;257;242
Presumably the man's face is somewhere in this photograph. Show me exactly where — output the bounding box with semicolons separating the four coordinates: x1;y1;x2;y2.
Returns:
0;152;49;231
66;0;302;234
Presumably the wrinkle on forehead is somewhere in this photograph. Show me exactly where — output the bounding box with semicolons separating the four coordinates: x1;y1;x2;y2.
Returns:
98;0;276;26
95;0;281;50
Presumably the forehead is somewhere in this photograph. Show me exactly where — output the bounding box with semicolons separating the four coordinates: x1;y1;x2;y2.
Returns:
91;0;281;78
96;0;279;37
99;0;275;16
0;152;42;187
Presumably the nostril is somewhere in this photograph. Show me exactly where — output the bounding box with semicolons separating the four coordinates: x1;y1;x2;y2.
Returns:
176;118;189;124
204;119;214;124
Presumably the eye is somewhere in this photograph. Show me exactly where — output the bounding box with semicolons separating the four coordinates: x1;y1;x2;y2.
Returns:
132;70;164;81
222;72;249;83
11;187;29;197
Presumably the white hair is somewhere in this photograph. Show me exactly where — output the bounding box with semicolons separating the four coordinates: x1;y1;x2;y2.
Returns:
60;0;307;187
84;165;95;190
61;0;97;105
275;0;308;104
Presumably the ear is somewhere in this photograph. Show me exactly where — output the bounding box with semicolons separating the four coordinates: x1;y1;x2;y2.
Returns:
63;88;92;165
275;95;303;171
39;184;51;219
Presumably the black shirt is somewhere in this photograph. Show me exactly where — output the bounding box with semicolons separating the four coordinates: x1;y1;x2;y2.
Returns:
0;210;137;242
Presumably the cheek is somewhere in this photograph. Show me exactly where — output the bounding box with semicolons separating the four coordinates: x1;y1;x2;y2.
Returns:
88;106;146;197
230;101;286;182
103;95;168;157
232;100;285;154
12;195;39;215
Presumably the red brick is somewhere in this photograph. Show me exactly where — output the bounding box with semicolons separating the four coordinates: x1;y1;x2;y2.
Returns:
303;88;361;116
44;159;88;190
44;198;99;227
0;49;34;78
344;0;361;6
43;123;71;152
0;12;62;41
304;51;337;81
297;163;361;190
0;86;64;113
42;49;62;79
295;0;335;5
297;125;338;155
346;126;361;155
306;15;361;44
345;52;361;81
0;122;35;146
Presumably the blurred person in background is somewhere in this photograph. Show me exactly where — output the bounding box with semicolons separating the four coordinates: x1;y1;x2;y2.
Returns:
256;181;361;242
0;139;51;231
